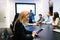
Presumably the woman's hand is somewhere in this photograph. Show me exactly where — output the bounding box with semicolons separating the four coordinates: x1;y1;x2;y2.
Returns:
32;30;38;37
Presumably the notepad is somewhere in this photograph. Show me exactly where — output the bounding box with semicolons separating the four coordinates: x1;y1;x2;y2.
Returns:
28;23;37;26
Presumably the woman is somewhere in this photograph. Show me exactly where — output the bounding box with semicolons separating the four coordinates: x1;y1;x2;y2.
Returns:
52;12;59;29
13;11;37;40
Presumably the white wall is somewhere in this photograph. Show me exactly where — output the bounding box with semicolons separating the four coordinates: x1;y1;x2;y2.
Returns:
0;0;10;28
53;0;60;17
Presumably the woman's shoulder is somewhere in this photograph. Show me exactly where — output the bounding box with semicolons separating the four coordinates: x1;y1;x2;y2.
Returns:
16;20;22;24
16;20;20;23
56;18;59;20
55;18;59;21
15;20;23;28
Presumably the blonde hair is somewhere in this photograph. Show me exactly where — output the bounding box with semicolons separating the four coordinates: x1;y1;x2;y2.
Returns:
19;11;29;25
14;11;29;27
13;11;29;31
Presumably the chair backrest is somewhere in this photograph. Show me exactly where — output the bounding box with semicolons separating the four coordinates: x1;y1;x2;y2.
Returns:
10;24;14;34
12;13;19;24
10;13;19;34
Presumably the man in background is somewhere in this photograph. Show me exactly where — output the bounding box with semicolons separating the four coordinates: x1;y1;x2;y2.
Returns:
37;14;45;24
29;10;35;23
42;12;53;24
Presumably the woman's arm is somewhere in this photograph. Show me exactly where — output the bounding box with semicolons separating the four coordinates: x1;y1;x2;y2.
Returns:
25;30;32;34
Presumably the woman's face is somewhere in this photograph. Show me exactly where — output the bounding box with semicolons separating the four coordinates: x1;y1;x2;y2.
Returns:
25;14;29;22
22;12;29;23
20;11;29;23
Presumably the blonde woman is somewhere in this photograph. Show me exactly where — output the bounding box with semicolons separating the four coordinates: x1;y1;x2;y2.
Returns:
13;11;37;40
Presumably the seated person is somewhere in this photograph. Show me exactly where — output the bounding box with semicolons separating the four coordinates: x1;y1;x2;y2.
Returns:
37;14;45;24
52;12;59;29
13;11;37;40
42;12;53;24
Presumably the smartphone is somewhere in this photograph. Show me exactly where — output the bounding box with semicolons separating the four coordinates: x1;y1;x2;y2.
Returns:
36;29;43;34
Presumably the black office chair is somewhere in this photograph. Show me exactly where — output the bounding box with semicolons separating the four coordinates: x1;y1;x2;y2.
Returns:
8;24;14;40
10;24;14;34
10;13;19;34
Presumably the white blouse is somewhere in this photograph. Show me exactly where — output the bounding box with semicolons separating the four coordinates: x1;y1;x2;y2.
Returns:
52;18;59;26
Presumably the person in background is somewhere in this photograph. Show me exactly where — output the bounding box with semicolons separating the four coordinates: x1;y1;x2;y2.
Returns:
13;11;37;40
37;14;45;24
49;0;53;16
29;10;35;23
52;12;59;29
42;12;53;24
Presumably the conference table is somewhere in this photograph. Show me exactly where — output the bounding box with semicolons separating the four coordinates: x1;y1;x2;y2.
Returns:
25;24;53;40
53;29;60;40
